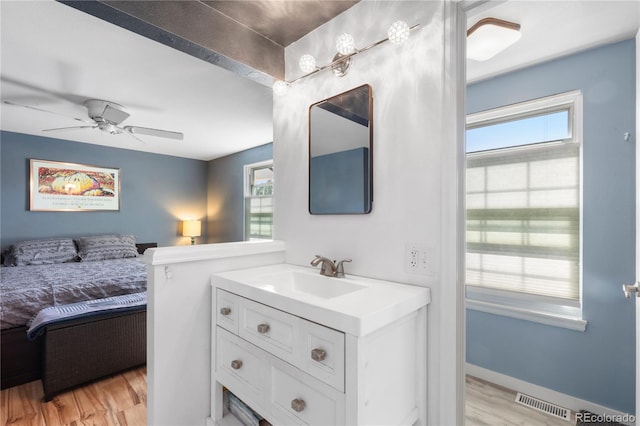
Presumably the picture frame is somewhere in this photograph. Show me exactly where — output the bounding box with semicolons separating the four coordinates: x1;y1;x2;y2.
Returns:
30;159;121;211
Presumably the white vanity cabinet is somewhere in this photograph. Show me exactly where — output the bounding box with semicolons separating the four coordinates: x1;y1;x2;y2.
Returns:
209;264;430;426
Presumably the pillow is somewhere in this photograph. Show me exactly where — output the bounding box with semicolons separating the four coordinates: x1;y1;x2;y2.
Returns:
7;238;78;266
2;247;16;267
76;234;138;262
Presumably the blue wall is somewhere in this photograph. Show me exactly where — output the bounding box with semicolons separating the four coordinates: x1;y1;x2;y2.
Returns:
310;147;370;214
466;39;636;413
207;143;273;243
0;131;208;248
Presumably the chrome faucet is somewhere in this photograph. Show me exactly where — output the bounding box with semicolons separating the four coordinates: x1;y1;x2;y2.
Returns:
335;258;352;278
310;255;352;278
311;255;336;277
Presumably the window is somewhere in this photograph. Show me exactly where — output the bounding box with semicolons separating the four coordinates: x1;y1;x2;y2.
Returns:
244;160;273;240
465;91;586;330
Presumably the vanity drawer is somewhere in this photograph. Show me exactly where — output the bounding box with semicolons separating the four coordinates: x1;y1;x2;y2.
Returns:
216;289;239;334
302;321;345;392
268;357;345;426
216;327;266;405
238;297;300;364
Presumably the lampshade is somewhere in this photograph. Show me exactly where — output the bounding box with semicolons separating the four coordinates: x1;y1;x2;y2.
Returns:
467;18;521;61
183;220;201;245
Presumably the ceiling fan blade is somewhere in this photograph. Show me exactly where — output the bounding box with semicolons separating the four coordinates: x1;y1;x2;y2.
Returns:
124;126;183;140
124;129;147;145
3;100;93;124
43;125;97;132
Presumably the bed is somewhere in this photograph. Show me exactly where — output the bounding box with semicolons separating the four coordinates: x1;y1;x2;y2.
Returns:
0;235;154;396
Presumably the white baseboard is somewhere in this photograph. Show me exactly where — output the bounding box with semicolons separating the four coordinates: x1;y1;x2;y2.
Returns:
466;363;636;425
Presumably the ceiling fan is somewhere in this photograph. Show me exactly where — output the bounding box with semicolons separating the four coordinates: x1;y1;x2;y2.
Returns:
3;99;183;141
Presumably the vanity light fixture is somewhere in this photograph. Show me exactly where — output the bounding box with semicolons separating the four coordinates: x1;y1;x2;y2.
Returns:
299;54;317;74
336;33;356;55
466;17;521;61
387;20;411;45
272;20;419;96
272;80;289;97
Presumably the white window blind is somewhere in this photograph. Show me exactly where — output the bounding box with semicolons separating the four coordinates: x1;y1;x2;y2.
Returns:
246;196;273;240
244;161;273;241
466;141;580;301
465;91;583;324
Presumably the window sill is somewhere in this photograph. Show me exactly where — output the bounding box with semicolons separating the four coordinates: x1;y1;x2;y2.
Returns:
466;298;587;331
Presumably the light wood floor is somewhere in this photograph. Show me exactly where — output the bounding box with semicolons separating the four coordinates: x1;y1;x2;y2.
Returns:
2;370;572;426
1;367;146;426
466;375;573;425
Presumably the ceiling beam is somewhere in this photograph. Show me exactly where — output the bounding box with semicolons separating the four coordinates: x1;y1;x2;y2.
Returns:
58;0;283;86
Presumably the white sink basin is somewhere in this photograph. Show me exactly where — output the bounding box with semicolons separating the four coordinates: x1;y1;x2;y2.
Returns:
212;263;431;336
251;270;367;299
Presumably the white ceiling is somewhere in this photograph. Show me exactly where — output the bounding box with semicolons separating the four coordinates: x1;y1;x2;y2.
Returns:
466;0;639;83
0;0;274;161
1;1;638;161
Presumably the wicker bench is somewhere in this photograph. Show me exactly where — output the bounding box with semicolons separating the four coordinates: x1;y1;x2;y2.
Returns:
42;307;146;401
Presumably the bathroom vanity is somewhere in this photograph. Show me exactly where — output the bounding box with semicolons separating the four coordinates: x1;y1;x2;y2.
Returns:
209;263;430;426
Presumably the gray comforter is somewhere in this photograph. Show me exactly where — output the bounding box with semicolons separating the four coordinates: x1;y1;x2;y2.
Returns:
0;257;147;330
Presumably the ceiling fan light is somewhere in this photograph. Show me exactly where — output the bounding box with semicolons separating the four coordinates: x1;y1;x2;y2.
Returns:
467;18;521;61
299;54;317;73
98;122;121;134
273;80;289;96
84;99;129;124
388;20;410;45
102;104;129;125
336;33;355;55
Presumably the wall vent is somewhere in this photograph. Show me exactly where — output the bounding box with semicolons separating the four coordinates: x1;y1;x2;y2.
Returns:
515;392;572;422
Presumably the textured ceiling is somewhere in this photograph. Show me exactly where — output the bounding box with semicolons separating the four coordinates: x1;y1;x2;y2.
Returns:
201;1;359;47
72;0;360;82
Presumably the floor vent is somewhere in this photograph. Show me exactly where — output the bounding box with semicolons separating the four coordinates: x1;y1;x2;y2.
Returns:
515;392;572;422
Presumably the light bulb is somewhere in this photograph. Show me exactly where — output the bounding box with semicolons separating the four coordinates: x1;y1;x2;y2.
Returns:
336;33;355;55
388;20;410;45
299;54;317;73
272;80;288;96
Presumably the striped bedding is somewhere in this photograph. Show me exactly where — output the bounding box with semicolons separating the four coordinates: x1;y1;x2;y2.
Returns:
26;291;146;340
0;257;147;330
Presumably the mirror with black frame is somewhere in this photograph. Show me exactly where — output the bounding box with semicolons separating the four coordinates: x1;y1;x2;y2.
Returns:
308;84;373;214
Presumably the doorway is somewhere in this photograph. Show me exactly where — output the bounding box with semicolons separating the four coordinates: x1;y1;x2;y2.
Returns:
460;1;638;422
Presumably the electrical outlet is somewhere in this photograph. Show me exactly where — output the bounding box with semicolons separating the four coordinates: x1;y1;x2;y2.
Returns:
405;244;434;275
407;247;419;270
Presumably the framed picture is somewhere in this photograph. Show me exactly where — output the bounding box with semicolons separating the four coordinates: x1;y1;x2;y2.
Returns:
30;159;120;211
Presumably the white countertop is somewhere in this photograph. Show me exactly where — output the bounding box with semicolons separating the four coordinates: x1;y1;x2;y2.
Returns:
211;263;430;336
144;240;286;266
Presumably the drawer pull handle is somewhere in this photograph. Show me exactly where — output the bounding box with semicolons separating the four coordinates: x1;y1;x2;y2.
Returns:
311;348;327;362
257;323;270;334
231;360;243;370
291;398;306;412
220;307;232;316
